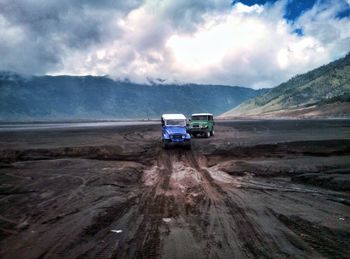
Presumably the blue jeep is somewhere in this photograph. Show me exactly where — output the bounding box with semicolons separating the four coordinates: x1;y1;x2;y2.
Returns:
161;114;191;149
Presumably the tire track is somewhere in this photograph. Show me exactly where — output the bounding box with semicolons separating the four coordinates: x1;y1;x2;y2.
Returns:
184;150;282;257
113;149;177;258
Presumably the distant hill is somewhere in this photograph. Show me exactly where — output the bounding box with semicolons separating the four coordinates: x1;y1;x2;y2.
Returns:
221;53;350;119
0;72;266;122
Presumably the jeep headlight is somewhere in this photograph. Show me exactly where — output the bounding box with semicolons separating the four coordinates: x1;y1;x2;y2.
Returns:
182;135;185;138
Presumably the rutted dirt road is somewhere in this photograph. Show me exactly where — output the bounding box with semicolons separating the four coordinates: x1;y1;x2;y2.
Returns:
0;120;349;258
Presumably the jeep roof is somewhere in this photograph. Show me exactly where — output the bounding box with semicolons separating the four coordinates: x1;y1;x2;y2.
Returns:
161;114;186;120
192;113;213;116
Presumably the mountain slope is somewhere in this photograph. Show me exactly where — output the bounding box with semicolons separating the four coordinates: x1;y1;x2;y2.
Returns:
0;72;266;122
221;53;350;118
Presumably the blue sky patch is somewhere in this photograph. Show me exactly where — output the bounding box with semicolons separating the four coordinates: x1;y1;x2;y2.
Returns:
284;0;319;21
293;28;304;36
232;0;278;5
336;6;350;19
232;0;321;22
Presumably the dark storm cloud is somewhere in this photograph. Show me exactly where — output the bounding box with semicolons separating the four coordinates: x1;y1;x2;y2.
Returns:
0;0;230;75
154;0;230;31
0;0;143;74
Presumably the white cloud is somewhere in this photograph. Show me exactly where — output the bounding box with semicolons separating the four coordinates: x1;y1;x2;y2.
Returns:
161;0;349;88
233;2;264;14
1;0;349;88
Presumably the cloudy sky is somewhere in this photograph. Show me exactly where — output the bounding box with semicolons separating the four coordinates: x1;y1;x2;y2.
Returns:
0;0;349;88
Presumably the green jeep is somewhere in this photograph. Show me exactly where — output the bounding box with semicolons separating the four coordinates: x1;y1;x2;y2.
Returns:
187;113;215;138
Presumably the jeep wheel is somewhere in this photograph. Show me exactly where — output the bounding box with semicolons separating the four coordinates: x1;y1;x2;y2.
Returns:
210;130;214;136
163;141;169;149
205;131;210;138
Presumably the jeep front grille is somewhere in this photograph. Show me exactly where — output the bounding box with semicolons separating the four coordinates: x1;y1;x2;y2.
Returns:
172;134;182;139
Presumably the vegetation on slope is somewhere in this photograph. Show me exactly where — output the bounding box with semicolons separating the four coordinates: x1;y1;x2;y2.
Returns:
222;52;350;118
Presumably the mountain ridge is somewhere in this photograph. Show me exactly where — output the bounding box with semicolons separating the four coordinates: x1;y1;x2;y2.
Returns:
0;71;266;122
221;52;350;118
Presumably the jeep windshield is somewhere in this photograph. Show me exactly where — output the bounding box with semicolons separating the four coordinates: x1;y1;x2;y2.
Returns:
192;116;208;121
165;120;186;126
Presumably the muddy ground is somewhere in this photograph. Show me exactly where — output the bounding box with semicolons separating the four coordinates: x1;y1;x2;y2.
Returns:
0;120;349;258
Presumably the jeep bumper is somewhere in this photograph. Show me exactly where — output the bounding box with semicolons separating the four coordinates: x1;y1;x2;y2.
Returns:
188;128;209;134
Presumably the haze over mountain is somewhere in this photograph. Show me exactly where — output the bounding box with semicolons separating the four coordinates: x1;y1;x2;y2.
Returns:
221;52;350;118
0;72;266;122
